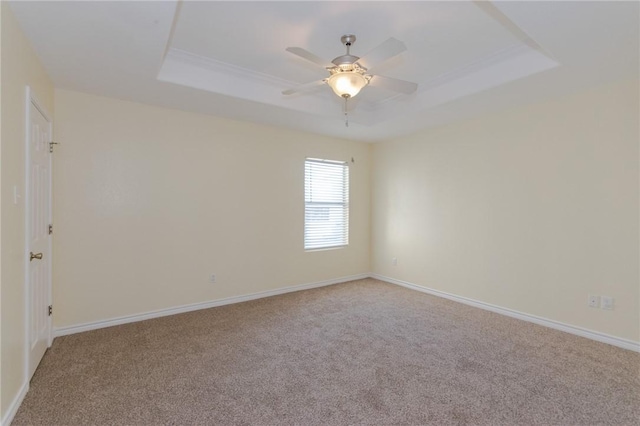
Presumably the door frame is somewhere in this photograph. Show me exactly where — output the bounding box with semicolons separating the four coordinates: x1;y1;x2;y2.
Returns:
24;86;53;382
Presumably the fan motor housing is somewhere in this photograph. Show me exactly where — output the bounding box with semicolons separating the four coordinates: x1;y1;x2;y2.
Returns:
331;54;361;67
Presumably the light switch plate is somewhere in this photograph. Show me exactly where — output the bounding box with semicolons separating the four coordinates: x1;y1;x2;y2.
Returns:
13;185;21;205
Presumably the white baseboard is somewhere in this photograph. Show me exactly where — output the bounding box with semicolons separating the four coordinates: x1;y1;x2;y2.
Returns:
371;273;640;353
55;272;640;352
1;381;28;426
54;273;369;338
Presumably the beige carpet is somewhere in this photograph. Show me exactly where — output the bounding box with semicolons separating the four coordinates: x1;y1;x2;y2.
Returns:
12;278;640;425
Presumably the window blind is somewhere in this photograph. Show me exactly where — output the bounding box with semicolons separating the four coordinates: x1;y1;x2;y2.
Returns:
304;158;349;250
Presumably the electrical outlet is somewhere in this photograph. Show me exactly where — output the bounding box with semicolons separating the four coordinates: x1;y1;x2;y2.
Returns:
588;294;600;308
209;274;216;284
601;296;614;310
392;257;397;266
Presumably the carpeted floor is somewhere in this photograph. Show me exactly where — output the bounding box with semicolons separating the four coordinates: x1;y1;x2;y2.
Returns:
12;278;640;425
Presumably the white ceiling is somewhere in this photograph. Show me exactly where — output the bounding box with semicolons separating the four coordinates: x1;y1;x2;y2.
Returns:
9;1;639;142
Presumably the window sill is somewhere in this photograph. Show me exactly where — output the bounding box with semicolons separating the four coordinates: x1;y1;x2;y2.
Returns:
304;245;347;252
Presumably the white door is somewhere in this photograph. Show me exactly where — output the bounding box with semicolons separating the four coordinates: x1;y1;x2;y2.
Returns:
26;93;52;379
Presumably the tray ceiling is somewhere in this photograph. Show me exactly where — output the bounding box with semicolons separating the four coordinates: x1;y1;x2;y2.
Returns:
9;1;639;142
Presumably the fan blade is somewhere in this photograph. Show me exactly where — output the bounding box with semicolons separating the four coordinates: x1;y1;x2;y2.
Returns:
282;79;326;96
285;47;333;69
369;75;418;94
358;38;407;71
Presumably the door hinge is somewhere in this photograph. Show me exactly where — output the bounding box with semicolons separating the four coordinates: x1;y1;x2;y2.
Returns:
49;141;59;153
49;224;53;235
48;305;53;316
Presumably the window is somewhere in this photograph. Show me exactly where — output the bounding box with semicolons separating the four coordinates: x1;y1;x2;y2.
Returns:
304;158;349;250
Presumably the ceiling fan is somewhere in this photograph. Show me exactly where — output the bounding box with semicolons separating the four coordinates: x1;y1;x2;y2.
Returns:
282;34;418;106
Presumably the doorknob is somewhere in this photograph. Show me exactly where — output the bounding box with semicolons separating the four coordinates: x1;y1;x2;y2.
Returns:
30;252;43;261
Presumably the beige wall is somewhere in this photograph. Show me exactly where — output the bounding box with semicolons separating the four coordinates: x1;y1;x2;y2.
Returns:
0;4;55;420
53;89;371;328
372;79;639;342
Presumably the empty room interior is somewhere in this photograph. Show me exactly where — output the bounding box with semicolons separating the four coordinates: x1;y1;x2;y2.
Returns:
1;1;639;425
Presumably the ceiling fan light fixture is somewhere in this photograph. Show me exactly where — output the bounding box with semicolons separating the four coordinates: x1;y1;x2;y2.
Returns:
283;34;416;107
327;71;369;98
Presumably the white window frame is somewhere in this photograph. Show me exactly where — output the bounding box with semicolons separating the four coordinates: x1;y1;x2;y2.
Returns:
304;158;349;250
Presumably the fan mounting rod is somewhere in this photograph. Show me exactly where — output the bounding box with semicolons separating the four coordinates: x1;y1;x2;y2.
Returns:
332;34;361;67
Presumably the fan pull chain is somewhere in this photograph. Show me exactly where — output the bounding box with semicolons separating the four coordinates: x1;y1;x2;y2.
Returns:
344;97;349;127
